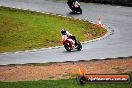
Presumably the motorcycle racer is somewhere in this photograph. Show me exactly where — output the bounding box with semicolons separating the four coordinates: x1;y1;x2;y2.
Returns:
67;0;79;7
61;29;78;45
67;0;82;14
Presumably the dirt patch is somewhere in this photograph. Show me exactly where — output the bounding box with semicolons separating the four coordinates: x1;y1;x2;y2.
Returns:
0;57;132;82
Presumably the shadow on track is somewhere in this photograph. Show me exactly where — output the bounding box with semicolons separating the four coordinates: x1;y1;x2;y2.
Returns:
63;49;82;53
67;12;82;16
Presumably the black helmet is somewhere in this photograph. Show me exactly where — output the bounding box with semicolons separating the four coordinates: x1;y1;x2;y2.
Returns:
61;29;66;35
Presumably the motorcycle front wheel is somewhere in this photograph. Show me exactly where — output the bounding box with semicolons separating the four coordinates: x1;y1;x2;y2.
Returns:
77;8;82;14
79;8;82;14
64;44;72;52
77;41;82;50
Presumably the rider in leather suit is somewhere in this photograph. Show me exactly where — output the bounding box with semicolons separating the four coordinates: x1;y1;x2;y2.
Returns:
61;29;78;45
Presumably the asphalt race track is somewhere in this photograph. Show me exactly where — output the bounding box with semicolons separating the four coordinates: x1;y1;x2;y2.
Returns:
0;0;132;65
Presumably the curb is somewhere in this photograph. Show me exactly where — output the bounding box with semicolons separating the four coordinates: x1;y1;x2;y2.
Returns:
0;5;114;55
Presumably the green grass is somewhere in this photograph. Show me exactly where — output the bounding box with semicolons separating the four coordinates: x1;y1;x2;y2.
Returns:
0;6;106;52
0;71;131;88
0;78;131;88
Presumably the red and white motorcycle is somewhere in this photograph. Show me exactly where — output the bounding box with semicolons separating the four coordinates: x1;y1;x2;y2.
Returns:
61;35;82;51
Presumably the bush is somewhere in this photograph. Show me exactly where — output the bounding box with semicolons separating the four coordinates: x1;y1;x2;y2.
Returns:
113;0;132;5
80;0;132;6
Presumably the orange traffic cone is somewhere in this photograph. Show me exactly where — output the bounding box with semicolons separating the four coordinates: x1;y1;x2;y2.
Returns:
97;18;102;28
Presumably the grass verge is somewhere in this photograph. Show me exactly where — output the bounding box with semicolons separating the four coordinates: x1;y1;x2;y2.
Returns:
0;59;131;88
0;73;131;88
0;6;106;52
